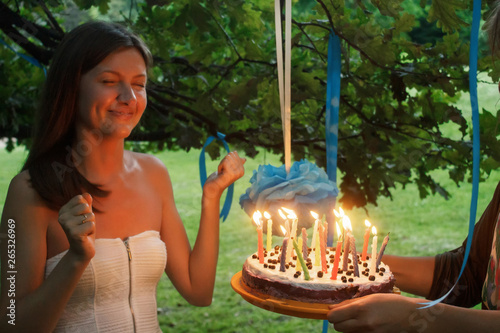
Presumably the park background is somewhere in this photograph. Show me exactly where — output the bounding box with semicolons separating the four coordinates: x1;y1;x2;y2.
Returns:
2;0;500;331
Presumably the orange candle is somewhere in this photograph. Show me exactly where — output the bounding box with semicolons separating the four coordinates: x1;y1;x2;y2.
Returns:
253;212;264;264
361;220;371;261
320;224;327;273
331;222;342;280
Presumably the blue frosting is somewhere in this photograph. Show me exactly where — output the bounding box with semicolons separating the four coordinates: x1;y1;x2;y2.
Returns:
239;160;338;230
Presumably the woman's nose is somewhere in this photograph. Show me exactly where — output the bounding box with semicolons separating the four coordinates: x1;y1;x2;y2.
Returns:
118;83;137;105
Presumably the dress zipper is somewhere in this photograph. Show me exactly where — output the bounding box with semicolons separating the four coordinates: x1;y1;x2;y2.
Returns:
124;239;136;332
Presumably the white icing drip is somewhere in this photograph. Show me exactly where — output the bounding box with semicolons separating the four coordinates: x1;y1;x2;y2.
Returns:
244;248;393;292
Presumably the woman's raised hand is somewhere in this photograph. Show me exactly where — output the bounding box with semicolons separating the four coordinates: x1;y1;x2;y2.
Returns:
203;151;246;199
57;193;96;262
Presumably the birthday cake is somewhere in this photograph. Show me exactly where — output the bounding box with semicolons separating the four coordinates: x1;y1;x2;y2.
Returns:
241;245;395;304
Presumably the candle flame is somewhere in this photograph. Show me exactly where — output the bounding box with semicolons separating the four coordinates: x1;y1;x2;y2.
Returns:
372;226;377;235
264;211;271;219
282;207;296;219
342;215;352;231
333;209;340;218
253;211;262;227
365;220;371;228
310;211;319;220
335;222;341;239
278;209;287;220
280;225;287;236
339;207;345;216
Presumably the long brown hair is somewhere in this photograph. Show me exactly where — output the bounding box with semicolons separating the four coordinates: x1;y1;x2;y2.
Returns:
23;21;152;210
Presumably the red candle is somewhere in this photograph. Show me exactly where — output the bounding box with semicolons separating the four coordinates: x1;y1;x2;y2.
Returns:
331;222;342;280
361;220;371;261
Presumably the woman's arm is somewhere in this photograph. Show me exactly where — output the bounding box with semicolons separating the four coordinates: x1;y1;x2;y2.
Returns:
382;255;435;297
327;293;500;333
158;152;245;306
0;173;95;332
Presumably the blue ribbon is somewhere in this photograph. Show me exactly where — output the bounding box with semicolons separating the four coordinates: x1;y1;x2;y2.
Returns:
324;30;341;332
0;36;47;76
326;31;341;248
419;0;481;309
199;132;233;222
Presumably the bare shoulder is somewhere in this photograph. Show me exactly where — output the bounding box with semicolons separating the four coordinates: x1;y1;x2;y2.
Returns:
126;151;170;178
1;170;52;229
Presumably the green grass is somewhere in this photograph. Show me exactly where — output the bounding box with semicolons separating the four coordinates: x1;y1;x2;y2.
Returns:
0;77;498;331
2;147;496;332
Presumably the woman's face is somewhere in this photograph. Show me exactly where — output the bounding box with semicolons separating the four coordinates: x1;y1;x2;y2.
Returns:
76;47;147;139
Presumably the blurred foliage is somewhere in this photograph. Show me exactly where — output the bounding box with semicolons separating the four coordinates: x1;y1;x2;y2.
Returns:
1;0;500;209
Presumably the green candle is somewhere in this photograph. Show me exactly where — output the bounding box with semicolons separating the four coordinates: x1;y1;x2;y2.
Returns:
292;239;310;280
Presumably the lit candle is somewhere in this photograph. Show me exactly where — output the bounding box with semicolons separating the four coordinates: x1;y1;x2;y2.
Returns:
336;207;346;243
280;226;288;272
323;221;328;249
292;238;310;280
297;237;303;272
311;219;318;251
330;222;343;280
283;207;297;239
311;211;321;267
350;233;359;277
264;211;273;252
375;232;390;269
319;224;327;273
278;209;294;264
370;226;378;276
278;209;290;235
253;211;265;264
315;223;321;267
301;228;308;260
342;215;351;271
361;220;371;261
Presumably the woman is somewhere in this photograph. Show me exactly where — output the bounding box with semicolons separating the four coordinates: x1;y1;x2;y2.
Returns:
0;21;245;332
327;3;500;332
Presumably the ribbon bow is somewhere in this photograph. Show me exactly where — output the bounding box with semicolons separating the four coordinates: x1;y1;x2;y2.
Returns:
199;132;233;222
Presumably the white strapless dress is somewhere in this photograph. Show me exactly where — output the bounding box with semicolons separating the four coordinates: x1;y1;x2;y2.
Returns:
45;230;167;333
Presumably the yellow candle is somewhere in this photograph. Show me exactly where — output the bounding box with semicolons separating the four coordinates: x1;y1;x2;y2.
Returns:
315;223;321;267
311;220;318;250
